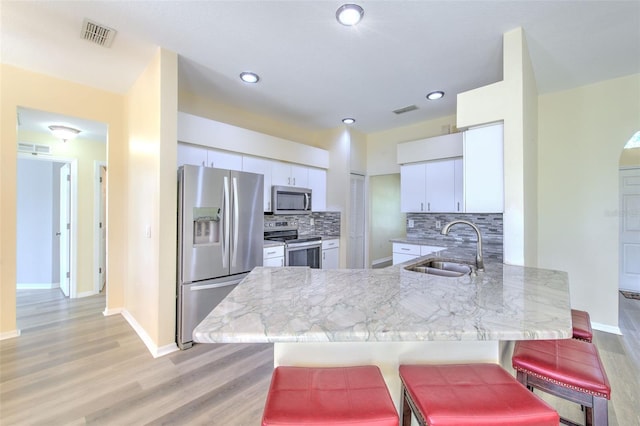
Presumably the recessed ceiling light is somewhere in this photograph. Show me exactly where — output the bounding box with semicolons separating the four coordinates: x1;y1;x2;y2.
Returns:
336;4;364;26
426;91;445;100
342;118;356;125
240;72;260;83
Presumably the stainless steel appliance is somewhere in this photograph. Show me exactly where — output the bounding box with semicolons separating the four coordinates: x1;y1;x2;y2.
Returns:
272;186;312;214
264;221;322;268
177;165;263;349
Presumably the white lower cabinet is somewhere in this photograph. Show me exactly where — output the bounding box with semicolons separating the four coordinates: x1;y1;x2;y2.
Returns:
321;239;340;269
263;245;285;267
392;243;445;265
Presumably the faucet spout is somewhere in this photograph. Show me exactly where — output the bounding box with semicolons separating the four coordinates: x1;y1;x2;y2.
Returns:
440;220;484;272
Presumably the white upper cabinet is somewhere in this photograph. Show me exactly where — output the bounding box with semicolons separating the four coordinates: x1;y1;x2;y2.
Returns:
272;162;309;188
307;167;327;211
400;158;462;213
242;156;273;212
463;123;504;213
177;144;242;171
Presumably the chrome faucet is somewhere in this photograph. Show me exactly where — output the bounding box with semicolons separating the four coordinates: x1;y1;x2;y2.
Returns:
440;220;484;272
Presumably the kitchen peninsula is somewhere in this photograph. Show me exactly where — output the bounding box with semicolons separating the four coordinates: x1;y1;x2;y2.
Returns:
194;256;572;403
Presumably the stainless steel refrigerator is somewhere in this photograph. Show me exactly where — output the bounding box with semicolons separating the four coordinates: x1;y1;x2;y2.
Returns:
177;165;263;349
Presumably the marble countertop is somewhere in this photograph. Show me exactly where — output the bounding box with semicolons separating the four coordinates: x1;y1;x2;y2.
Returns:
193;255;573;344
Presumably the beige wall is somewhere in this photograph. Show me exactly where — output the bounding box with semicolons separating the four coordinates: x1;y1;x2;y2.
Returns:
538;73;640;328
1;64;127;336
16;131;107;296
369;174;405;264
125;48;178;351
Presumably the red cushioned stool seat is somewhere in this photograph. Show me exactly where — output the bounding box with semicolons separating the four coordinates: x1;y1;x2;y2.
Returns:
572;309;593;342
398;363;558;426
512;339;611;426
261;365;398;426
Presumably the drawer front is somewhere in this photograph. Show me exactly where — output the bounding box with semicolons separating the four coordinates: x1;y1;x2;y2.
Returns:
322;239;340;250
263;245;284;259
420;245;446;256
392;243;420;256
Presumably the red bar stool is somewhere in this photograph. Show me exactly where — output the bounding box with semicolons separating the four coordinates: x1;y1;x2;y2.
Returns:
571;309;593;342
512;339;611;426
261;365;399;426
399;363;558;426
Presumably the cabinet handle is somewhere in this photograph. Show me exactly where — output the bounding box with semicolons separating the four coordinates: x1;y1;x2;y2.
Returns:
428;202;431;211
323;252;326;260
281;259;284;266
201;160;205;166
293;178;296;186
401;248;410;251
457;202;460;211
288;177;291;185
267;201;271;211
421;202;424;211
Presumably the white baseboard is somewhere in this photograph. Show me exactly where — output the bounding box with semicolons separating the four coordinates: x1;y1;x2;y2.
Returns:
120;310;179;358
0;329;21;340
17;282;58;290
103;307;124;316
371;256;392;268
592;322;622;335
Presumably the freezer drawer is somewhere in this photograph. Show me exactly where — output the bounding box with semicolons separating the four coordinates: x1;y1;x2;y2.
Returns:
177;275;243;349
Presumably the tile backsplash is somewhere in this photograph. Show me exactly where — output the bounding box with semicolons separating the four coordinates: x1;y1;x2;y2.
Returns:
264;212;341;237
406;213;503;261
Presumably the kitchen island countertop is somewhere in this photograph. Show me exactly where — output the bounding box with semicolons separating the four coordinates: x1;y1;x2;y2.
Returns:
193;258;572;344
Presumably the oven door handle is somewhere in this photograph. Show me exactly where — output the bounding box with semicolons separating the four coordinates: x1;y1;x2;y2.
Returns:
287;241;322;250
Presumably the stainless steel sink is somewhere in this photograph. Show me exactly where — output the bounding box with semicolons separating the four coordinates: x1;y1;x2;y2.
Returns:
404;258;475;277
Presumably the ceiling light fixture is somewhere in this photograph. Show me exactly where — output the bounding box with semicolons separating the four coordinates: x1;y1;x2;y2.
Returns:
426;91;445;100
240;72;260;83
336;4;364;26
342;118;356;125
48;125;81;142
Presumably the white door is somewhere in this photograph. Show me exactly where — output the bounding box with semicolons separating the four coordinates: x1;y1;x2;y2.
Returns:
99;166;107;292
348;174;365;269
620;167;640;292
59;163;71;296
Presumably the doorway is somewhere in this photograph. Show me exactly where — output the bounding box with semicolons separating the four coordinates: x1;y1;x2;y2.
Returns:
95;162;107;293
16;155;78;297
619;167;640;293
348;173;366;269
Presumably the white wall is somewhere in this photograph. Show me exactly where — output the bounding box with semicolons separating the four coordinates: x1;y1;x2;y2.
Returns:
538;73;640;330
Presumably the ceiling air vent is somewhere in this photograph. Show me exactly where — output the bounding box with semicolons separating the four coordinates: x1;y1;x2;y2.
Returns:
81;19;116;48
393;105;418;115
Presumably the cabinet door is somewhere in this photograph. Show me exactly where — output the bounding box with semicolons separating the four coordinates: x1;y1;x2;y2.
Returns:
392;252;418;265
401;164;426;212
263;256;284;267
291;165;308;187
272;162;292;186
308;168;327;211
322;248;339;269
454;158;464;212
464;124;504;212
177;143;208;167
243;156;273;211
425;159;455;212
208;150;242;171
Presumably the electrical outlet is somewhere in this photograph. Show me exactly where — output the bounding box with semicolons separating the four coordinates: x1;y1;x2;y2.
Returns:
435;220;442;229
408;219;414;228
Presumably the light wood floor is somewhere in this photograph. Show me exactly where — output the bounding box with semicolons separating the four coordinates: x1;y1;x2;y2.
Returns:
1;289;639;425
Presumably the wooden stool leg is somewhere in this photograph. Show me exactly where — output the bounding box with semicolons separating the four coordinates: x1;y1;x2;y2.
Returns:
400;386;413;426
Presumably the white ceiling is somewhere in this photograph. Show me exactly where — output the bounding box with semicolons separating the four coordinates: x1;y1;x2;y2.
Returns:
3;1;639;135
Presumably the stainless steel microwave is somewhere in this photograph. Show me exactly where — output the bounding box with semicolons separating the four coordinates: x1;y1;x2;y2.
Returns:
272;186;312;214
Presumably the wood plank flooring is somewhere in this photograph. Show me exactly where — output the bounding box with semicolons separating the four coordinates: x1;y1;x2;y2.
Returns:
1;289;639;425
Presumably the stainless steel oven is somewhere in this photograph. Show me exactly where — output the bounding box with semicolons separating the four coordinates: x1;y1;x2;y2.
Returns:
285;239;322;268
264;222;322;268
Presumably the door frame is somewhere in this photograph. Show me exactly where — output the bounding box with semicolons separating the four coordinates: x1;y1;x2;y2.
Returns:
619;166;640;292
93;161;107;294
17;153;78;298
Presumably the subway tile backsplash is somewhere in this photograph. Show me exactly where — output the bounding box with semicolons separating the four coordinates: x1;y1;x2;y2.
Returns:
264;212;341;237
406;213;503;261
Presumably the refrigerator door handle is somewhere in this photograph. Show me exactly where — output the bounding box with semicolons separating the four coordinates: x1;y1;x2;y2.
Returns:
222;176;230;268
232;176;239;268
